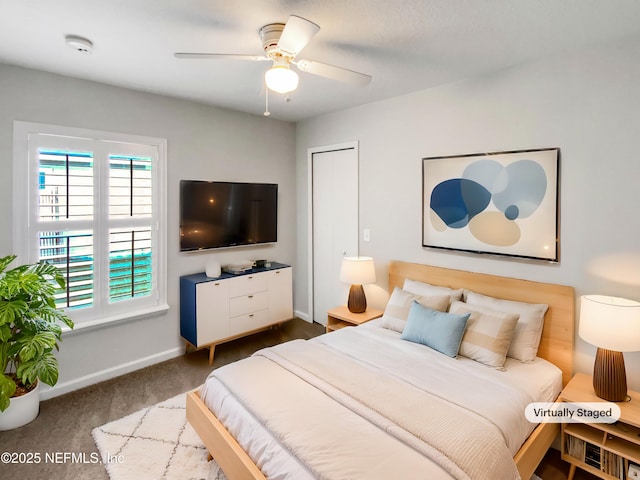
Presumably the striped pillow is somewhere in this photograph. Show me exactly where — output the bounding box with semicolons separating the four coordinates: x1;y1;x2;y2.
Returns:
380;287;450;333
463;291;548;362
449;301;519;369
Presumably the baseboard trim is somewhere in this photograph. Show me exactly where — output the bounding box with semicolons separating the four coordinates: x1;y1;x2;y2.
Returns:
40;346;185;401
294;310;310;322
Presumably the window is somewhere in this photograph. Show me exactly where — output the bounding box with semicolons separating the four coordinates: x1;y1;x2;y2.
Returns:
13;122;168;329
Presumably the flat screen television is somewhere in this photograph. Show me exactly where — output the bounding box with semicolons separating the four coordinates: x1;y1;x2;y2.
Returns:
180;180;278;251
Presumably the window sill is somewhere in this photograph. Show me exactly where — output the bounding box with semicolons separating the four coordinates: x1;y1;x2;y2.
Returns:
61;303;170;336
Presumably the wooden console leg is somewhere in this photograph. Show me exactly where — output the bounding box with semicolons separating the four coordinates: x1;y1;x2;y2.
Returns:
184;341;190;354
208;344;216;366
567;464;576;480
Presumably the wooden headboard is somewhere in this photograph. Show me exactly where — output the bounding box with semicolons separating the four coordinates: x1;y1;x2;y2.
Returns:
389;261;575;386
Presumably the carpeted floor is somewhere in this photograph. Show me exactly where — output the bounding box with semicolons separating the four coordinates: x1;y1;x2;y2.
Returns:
0;317;597;480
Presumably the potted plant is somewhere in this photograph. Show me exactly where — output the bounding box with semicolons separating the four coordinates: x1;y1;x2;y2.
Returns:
0;254;73;430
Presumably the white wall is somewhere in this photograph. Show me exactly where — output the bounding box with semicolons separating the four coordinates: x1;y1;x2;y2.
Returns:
0;63;296;398
296;36;640;390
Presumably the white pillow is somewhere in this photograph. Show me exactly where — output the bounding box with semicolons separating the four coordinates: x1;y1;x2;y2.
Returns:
403;279;464;306
449;301;519;369
464;290;548;362
380;287;450;333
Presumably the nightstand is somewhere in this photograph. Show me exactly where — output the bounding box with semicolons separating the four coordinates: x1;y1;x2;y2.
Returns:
559;373;640;480
326;306;383;333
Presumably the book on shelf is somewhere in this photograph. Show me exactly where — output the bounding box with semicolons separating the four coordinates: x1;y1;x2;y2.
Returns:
566;434;586;461
584;442;601;470
599;449;626;479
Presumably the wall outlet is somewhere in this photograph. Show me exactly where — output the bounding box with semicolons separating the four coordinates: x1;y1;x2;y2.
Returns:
629;464;640;479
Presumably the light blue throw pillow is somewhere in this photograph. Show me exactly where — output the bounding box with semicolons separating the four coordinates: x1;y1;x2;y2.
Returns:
401;301;470;357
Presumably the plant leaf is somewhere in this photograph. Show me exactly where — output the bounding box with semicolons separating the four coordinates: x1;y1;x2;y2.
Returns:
17;352;59;387
0;324;11;342
0;373;17;412
0;299;28;326
16;331;57;362
0;255;17;276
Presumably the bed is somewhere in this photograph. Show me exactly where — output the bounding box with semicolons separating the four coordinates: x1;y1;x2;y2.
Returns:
186;261;575;480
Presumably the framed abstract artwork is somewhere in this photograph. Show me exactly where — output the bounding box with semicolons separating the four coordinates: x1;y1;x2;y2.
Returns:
422;147;559;262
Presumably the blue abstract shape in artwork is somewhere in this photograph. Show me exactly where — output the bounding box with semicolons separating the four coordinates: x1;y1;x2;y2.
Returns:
462;160;504;193
492;160;547;219
504;204;520;220
430;178;491;228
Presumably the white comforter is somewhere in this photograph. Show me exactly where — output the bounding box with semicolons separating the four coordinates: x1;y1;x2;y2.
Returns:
201;323;562;480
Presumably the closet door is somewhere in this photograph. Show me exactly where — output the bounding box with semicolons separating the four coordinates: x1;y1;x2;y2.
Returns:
311;145;358;325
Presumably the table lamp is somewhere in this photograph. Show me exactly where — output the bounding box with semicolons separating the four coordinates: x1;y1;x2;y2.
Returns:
340;257;376;313
579;295;640;402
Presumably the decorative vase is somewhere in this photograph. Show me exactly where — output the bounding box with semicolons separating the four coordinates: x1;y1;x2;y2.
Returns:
0;381;40;431
205;258;221;278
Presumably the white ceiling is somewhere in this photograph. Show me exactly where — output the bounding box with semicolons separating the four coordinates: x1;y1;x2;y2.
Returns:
2;0;640;122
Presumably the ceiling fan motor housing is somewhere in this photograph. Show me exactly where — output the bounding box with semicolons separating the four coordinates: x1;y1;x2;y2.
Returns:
260;23;285;56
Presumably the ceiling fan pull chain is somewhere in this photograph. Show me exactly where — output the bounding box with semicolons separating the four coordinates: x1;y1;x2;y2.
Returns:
264;84;271;116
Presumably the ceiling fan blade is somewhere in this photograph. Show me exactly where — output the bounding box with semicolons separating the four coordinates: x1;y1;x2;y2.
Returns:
174;53;268;61
295;59;372;87
277;15;320;57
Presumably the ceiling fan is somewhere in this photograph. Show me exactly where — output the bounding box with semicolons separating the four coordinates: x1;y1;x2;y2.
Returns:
174;15;372;95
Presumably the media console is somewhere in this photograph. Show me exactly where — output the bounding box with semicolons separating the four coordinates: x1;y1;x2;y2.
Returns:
180;263;293;364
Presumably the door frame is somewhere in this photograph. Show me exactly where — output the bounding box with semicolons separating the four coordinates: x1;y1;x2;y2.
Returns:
307;141;359;323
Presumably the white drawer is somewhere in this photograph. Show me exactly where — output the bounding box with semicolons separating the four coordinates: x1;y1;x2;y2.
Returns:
229;309;269;335
229;273;268;297
229;291;268;317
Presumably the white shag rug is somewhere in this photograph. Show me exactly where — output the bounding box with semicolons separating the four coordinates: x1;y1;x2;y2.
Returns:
92;393;227;480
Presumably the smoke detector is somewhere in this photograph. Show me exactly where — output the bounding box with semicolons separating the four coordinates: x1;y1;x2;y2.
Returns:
65;35;93;54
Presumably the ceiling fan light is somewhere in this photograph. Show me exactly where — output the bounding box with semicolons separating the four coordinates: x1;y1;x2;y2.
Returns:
265;66;299;93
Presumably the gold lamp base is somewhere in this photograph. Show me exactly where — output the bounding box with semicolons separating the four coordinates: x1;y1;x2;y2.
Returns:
593;347;628;402
347;284;367;313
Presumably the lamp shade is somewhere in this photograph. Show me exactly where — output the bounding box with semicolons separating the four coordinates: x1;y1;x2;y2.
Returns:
264;66;299;94
579;295;640;352
340;257;376;285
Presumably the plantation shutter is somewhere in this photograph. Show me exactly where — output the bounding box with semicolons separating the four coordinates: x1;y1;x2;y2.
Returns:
37;143;96;310
108;153;153;303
